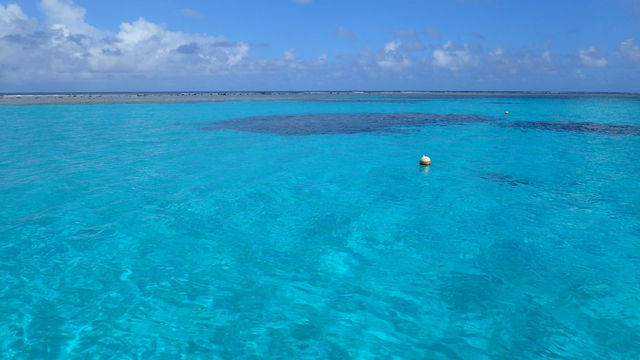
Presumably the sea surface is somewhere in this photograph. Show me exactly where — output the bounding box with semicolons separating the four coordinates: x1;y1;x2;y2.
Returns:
1;92;639;359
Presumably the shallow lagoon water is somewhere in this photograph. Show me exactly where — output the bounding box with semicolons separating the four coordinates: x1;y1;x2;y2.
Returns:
1;93;640;359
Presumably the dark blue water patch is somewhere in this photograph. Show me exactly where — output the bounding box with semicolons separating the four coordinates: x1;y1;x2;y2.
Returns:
481;173;530;187
202;112;498;135
498;121;640;136
481;101;526;105
308;99;431;104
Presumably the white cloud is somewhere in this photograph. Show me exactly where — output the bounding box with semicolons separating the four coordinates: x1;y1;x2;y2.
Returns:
274;48;306;71
376;41;411;71
384;40;400;53
487;47;554;75
579;46;607;67
432;41;472;71
489;48;504;58
284;49;295;61
618;38;640;62
180;8;203;19
0;3;37;36
105;17;250;71
117;17;162;45
40;0;98;36
317;53;328;64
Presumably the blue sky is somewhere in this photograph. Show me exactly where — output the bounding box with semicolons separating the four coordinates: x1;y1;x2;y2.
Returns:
1;0;639;92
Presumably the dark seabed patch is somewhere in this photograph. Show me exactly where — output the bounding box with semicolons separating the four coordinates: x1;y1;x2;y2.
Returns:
202;112;497;135
308;99;431;104
481;101;526;105
481;173;530;187
499;121;640;136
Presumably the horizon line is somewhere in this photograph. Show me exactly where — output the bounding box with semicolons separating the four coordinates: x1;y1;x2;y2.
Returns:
2;90;639;96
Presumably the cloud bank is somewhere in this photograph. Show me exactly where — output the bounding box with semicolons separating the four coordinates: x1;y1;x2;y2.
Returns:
0;0;249;89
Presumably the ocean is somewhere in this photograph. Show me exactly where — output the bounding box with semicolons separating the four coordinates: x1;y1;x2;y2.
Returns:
1;92;639;359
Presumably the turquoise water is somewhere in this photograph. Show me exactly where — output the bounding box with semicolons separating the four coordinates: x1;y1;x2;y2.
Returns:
1;94;640;359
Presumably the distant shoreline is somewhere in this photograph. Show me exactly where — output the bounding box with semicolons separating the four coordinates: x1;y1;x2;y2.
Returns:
2;90;639;96
1;91;639;106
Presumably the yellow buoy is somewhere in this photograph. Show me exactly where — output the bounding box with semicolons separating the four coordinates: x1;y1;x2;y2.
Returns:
420;155;431;166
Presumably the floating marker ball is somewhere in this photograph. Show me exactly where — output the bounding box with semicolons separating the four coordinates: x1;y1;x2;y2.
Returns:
420;155;431;166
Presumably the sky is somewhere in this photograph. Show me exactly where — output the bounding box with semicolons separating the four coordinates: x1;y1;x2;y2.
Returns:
1;0;639;92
